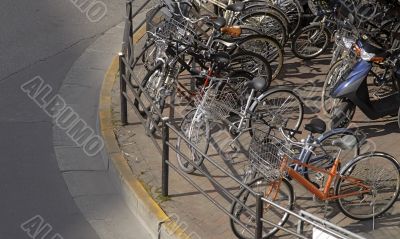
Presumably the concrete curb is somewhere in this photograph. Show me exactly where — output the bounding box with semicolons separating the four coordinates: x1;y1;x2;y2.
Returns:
98;57;192;239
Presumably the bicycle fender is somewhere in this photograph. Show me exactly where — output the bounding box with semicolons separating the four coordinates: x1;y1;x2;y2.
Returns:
338;151;400;176
249;87;304;112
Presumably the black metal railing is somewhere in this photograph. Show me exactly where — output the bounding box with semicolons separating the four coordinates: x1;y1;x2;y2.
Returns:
119;52;165;153
160;120;366;239
161;120;265;238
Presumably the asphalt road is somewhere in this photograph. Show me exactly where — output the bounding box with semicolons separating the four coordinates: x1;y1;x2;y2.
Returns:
0;1;147;238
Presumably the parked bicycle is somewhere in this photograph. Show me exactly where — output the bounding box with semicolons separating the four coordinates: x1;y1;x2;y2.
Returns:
230;121;399;238
134;2;274;133
176;77;304;173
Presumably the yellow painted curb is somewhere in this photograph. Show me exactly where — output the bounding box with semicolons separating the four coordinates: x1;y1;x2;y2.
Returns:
99;56;192;239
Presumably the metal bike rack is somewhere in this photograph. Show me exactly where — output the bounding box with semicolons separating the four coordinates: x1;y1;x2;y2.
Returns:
119;1;368;238
119;0;173;154
161;120;265;238
160;121;367;239
297;210;366;239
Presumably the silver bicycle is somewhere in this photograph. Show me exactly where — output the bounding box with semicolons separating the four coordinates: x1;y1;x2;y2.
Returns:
176;76;304;173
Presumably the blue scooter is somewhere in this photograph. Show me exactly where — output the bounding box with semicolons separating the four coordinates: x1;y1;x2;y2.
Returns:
329;35;400;129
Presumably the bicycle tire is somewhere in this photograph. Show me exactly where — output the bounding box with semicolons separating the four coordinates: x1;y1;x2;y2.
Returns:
243;3;290;35
321;58;351;117
249;88;304;137
176;109;210;174
141;40;157;71
133;62;168;135
291;24;331;60
267;0;303;35
335;152;400;220
230;177;294;239
330;99;356;129
237;34;284;80
238;10;288;45
133;62;164;117
228;51;273;89
398;106;400;130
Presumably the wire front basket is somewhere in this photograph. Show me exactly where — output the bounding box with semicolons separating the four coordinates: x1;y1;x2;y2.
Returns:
195;83;241;120
248;130;292;180
146;8;196;45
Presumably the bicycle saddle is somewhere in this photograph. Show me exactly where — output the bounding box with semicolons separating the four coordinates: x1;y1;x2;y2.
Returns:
226;2;245;12
304;118;326;134
332;135;357;150
212;17;226;31
244;77;267;91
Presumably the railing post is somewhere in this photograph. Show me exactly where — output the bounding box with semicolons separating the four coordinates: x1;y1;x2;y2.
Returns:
169;89;176;120
127;0;133;58
162;119;170;197
297;214;305;236
119;53;128;125
255;193;263;239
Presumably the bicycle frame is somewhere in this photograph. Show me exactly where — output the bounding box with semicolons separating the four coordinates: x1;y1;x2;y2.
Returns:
216;85;299;140
292;127;359;174
286;154;371;201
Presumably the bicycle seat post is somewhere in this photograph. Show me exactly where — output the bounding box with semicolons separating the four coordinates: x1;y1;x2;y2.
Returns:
294;133;315;172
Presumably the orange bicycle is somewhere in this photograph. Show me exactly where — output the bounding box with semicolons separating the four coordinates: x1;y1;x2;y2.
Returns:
230;128;400;238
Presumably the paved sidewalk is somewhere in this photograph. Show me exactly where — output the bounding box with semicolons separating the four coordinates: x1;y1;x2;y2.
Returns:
112;46;400;238
52;22;152;239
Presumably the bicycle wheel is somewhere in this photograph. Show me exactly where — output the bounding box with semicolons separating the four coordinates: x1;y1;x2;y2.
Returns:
176;109;210;174
141;4;172;70
335;152;400;220
321;58;352;117
237;35;284;80
250;88;304;137
391;22;400;50
398;106;400;130
230;177;294;239
330;43;344;66
228;51;272;89
134;63;164;117
330;99;356;129
238;10;288;46
305;130;360;188
243;4;290;35
291;24;331;60
146;97;165;135
142;40;157;71
268;0;303;35
133;63;167;134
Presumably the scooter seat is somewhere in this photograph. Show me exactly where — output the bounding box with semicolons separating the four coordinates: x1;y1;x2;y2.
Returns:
226;2;245;12
359;38;389;58
304;118;326;134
